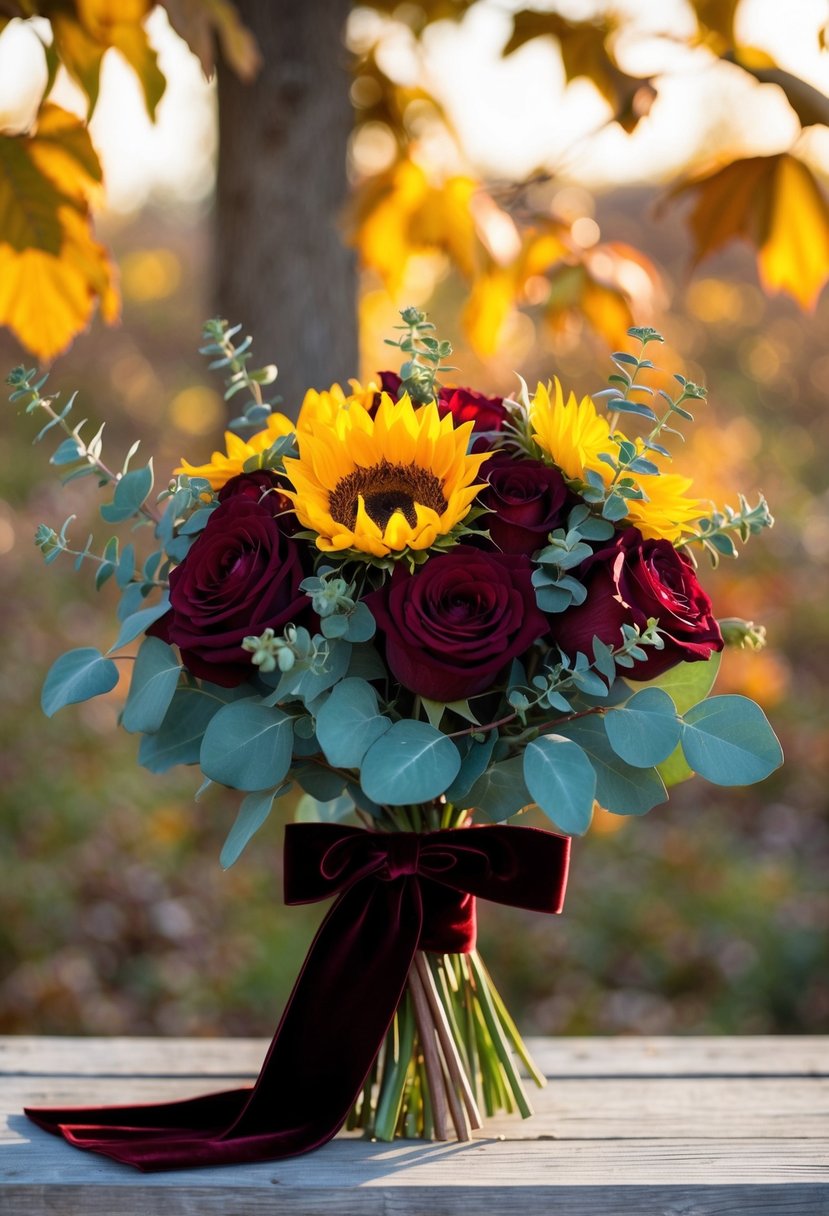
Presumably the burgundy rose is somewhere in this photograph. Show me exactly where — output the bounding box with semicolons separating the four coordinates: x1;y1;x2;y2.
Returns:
553;527;723;679
480;455;571;556
150;495;307;686
365;546;548;702
377;370;508;433
217;470;300;533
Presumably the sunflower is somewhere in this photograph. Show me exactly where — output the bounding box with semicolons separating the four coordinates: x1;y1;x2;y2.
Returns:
176;413;295;490
296;379;379;436
529;378;612;482
283;392;488;557
623;469;704;543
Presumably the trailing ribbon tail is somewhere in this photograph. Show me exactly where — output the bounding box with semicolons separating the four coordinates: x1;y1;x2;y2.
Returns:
25;822;569;1172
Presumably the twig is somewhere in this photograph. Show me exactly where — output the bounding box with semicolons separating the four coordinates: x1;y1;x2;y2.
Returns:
415;953;481;1131
408;964;450;1140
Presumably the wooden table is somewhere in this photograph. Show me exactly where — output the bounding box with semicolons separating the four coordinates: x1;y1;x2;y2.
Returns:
1;1035;826;1214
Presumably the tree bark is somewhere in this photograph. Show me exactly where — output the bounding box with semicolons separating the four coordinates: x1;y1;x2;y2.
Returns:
215;0;357;419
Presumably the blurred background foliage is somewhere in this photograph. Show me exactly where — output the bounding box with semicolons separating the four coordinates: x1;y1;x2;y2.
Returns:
0;0;827;1038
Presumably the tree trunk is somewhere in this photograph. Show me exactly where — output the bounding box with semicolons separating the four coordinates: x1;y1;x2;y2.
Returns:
215;0;357;419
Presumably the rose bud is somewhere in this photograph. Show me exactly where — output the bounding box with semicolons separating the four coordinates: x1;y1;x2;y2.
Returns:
217;470;300;533
149;495;307;686
376;371;508;433
553;526;723;679
365;545;548;702
480;455;572;556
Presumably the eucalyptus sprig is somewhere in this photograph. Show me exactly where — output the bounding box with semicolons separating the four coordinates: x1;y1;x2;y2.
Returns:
688;494;774;565
7;365;159;525
507;619;665;724
384;306;456;404
200;318;280;432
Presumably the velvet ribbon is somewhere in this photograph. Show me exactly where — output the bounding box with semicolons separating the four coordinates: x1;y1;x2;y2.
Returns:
25;822;570;1172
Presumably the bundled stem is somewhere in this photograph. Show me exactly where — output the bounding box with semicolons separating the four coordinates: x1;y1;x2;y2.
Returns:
352;949;543;1143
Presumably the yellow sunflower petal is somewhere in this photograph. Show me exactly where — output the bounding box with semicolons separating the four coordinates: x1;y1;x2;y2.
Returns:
285;389;484;557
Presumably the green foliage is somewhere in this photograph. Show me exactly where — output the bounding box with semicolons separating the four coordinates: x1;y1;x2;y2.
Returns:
40;646;120;717
121;638;182;734
360;719;461;805
138;684;246;773
220;785;290;870
200;318;280;432
444;730;498;803
200;700;294;792
314;678;392;769
384;306;455;404
690;495;775;565
679;695;783;786
531;505;610;613
523;734;596;835
464;757;531;822
604;688;683;768
554;715;668;815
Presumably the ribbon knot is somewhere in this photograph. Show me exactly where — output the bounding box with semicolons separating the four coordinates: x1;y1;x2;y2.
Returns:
26;822;570;1173
382;832;421;880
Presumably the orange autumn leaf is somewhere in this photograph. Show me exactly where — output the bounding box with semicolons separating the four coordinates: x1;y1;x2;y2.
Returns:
671;153;829;310
0;102;118;359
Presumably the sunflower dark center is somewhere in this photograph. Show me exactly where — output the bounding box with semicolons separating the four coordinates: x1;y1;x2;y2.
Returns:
329;460;446;530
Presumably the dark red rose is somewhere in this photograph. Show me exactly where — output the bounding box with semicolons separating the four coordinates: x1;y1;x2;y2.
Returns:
365;546;548;702
553;527;723;679
480;455;571;556
376;371;507;433
217;470;300;533
150;496;307;686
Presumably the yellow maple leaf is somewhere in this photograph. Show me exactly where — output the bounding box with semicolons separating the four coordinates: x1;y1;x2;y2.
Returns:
0;103;118;359
671;152;829;310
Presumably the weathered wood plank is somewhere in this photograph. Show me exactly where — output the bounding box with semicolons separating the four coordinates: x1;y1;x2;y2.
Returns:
1;1037;827;1216
3;1076;827;1142
2;1035;826;1078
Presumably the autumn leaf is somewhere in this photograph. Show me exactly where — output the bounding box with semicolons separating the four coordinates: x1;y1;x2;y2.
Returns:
0;102;118;358
25;0;166;120
669;153;829;310
502;10;649;130
348;157;481;294
729;53;829;130
161;0;262;82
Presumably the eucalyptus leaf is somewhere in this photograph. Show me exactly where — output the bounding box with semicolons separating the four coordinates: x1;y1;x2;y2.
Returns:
41;647;120;717
100;463;153;523
360;720;461;806
109;594;170;651
315;677;392;769
604;687;682;768
464;757;531;822
555;715;667;816
444;730;498;803
201;699;294;791
679;695;783;786
138;684;245;773
523;735;596;835
121;637;182;734
628;654;721;787
220;785;289;869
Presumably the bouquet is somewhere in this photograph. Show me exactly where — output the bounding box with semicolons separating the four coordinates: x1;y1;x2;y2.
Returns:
10;308;781;1172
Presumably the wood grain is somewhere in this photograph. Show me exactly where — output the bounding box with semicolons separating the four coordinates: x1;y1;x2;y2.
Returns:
1;1036;827;1215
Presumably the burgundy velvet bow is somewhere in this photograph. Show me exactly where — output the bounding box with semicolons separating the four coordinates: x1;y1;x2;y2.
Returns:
25;822;570;1172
